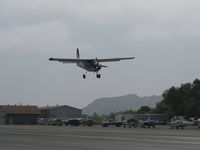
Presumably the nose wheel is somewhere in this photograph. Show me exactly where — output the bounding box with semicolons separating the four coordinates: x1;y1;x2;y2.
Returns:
96;74;101;79
83;72;87;79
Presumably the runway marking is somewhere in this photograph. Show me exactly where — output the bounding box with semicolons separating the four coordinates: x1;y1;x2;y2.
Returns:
1;131;200;145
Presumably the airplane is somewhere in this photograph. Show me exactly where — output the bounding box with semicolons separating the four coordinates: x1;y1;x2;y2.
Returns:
169;116;194;129
49;48;135;79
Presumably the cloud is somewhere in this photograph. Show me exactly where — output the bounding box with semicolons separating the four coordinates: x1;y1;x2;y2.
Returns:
0;0;200;108
0;0;200;52
0;21;76;54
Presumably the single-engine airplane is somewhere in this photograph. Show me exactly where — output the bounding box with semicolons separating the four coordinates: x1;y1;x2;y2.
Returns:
49;48;134;79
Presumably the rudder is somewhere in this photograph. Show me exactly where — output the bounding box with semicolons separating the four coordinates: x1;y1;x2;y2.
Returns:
76;48;80;58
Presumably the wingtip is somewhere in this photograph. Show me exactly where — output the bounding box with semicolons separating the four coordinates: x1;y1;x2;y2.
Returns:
127;57;135;59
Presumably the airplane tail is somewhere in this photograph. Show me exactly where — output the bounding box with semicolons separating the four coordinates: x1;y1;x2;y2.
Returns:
76;48;80;59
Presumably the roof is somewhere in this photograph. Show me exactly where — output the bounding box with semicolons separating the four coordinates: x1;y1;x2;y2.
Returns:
0;105;40;115
39;105;81;111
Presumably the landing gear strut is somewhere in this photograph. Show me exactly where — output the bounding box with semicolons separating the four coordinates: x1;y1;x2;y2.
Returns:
82;72;101;79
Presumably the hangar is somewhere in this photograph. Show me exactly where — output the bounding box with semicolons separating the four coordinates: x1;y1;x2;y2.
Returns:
39;105;82;119
0;105;40;125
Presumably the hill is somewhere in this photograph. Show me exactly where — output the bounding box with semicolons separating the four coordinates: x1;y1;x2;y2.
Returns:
82;94;162;115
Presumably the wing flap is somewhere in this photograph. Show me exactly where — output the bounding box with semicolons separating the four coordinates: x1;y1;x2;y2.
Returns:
98;57;135;62
49;58;89;63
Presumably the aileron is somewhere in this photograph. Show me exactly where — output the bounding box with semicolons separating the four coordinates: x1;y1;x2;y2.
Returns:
98;57;135;62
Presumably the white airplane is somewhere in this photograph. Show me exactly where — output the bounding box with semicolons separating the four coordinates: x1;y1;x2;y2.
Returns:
169;116;194;129
49;48;134;79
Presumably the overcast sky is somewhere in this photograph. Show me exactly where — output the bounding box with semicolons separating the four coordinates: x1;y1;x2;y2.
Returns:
0;0;200;108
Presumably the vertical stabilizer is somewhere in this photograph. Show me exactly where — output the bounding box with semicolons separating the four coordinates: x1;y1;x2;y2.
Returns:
76;48;80;59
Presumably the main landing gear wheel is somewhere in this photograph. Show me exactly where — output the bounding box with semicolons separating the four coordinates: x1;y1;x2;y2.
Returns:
96;74;101;79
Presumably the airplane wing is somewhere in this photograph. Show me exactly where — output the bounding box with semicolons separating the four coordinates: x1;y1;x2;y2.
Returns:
97;57;135;62
49;57;135;63
49;58;88;63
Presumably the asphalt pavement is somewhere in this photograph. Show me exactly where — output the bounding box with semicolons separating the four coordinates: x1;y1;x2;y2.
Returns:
0;125;200;150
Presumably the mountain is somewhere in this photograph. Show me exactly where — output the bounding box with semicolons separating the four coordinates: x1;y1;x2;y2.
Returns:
82;94;163;115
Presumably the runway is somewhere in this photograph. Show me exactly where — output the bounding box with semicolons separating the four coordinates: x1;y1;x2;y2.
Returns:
0;125;200;150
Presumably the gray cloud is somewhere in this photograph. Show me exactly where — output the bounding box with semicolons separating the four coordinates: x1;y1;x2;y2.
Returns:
0;0;200;108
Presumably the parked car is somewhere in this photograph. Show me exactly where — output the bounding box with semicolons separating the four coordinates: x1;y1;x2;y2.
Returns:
82;119;94;127
102;121;123;127
50;119;63;126
124;119;139;128
64;119;82;126
139;119;156;128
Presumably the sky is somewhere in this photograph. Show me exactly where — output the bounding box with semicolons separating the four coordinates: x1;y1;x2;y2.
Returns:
0;0;200;109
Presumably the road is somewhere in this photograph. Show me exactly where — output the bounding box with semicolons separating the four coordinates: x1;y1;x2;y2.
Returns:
0;125;200;150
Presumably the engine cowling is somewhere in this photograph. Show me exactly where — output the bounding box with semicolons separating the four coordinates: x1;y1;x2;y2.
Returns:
95;65;102;70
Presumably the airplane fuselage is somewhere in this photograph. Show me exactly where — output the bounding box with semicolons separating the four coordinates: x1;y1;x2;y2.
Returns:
77;61;102;72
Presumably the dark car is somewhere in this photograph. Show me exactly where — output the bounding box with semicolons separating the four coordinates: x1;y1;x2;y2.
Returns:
102;121;123;127
126;119;139;128
64;119;82;126
82;119;94;127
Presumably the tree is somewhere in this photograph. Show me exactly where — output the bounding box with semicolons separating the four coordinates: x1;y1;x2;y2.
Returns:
106;112;116;121
92;112;103;122
154;101;172;115
137;106;152;114
156;79;200;117
117;109;137;114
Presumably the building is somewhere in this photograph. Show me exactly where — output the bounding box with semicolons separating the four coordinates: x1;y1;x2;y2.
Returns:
115;114;169;123
0;105;40;125
39;105;82;119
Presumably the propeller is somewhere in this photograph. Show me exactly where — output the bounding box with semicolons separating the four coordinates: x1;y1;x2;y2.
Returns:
95;57;108;69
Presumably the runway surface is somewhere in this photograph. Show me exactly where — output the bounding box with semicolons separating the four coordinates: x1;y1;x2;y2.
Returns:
0;125;200;150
